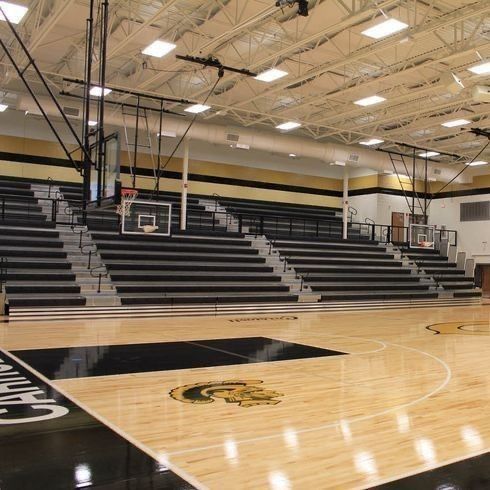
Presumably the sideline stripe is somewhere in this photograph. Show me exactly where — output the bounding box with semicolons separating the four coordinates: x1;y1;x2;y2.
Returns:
0;348;200;490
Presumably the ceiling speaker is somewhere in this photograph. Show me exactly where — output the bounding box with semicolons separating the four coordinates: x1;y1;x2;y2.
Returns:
439;72;465;94
472;85;490;103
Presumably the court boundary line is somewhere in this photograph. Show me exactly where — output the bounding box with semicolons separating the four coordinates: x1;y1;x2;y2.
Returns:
0;335;462;489
353;447;490;490
0;347;208;490
165;340;452;458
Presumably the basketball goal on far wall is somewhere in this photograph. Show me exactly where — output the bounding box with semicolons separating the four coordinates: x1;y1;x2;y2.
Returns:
116;188;172;237
409;223;435;249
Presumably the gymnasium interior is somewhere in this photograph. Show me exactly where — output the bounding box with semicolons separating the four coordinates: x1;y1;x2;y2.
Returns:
0;0;489;488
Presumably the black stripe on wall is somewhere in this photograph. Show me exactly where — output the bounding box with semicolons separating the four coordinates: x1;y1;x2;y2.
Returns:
2;150;490;201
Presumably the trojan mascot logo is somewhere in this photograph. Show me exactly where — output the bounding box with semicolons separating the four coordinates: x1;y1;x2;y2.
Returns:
426;321;490;335
169;380;283;408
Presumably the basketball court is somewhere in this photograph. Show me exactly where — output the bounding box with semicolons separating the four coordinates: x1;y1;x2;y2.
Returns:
0;0;489;488
1;304;490;488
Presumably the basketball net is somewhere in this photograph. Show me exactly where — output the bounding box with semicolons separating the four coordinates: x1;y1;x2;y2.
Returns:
116;189;138;217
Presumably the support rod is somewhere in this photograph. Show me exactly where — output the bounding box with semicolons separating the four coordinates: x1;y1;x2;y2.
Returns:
180;139;190;231
96;0;109;205
0;4;91;171
342;166;349;240
82;0;95;205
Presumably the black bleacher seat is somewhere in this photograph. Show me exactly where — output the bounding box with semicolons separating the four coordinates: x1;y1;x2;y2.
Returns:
401;248;481;297
0;223;85;308
271;236;439;302
91;231;298;305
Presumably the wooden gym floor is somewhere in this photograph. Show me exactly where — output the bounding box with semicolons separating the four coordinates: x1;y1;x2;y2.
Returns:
1;304;490;489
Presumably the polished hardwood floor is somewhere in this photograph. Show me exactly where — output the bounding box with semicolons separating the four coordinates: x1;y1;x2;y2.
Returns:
1;304;490;489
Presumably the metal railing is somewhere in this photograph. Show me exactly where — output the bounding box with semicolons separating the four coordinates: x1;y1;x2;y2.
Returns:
90;266;108;294
0;257;7;287
0;194;458;248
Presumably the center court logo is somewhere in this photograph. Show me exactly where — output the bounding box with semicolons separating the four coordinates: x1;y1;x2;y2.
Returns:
426;321;490;335
170;380;284;408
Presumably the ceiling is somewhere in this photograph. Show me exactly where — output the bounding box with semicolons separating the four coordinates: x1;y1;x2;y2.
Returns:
0;0;489;164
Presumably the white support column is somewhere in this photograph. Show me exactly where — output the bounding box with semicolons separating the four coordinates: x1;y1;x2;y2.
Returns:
180;138;189;231
342;166;349;240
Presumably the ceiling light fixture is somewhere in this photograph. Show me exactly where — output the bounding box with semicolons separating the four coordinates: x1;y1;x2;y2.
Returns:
0;1;28;24
289;153;297;158
466;160;488;167
354;95;386;106
158;130;177;138
441;119;471;128
359;138;384;146
0;104;8;112
468;61;490;76
255;68;288;83
276;121;301;131
419;151;440;158
185;104;211;114
142;40;176;58
361;18;408;39
87;120;97;127
90;86;112;97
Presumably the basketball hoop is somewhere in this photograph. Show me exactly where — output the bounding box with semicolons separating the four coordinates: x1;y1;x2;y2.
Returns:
116;188;138;217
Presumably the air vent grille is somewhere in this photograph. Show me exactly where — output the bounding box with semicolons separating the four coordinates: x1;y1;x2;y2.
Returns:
460;201;490;222
348;153;359;162
63;106;79;117
226;133;240;142
433;168;442;175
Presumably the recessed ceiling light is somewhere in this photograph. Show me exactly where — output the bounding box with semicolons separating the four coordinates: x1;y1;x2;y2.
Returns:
90;86;112;97
360;138;384;146
0;104;8;112
419;151;440;158
361;18;408;39
441;119;471;128
157;130;177;138
255;68;288;83
354;95;386;106
87;120;97;127
466;160;488;167
0;1;28;24
185;104;211;114
276;121;301;131
142;40;176;58
468;61;490;75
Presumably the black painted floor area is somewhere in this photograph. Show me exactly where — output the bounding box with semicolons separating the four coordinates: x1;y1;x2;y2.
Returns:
13;336;346;380
0;351;194;490
372;451;490;489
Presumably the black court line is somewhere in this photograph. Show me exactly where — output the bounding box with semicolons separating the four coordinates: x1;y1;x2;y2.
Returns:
0;350;195;490
12;336;346;380
371;451;490;489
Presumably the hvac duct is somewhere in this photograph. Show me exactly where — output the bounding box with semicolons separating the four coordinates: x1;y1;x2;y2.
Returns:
17;94;472;184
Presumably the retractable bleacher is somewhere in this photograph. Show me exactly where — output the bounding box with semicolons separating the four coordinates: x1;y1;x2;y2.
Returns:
0;178;85;308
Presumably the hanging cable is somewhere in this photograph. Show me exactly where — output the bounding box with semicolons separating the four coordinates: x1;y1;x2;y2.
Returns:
150;74;222;198
426;139;490;209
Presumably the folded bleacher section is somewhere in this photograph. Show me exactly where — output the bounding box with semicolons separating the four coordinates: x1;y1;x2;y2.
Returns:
216;196;368;240
401;248;481;299
269;236;440;301
0;178;85;308
0;174;481;311
91;231;297;305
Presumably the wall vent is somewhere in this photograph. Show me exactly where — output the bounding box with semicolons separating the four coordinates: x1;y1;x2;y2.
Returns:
226;133;240;142
348;153;359;163
63;106;79;117
433;168;442;175
460;201;490;222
